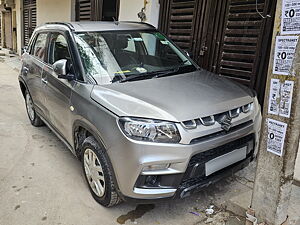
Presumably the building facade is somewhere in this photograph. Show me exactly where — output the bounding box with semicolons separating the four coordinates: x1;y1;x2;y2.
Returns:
0;0;275;102
0;0;159;55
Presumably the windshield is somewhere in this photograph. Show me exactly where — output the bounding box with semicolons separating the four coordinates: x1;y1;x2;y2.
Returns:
74;31;197;84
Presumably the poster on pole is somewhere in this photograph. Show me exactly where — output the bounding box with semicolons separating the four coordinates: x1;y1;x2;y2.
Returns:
273;36;299;75
281;0;300;34
268;79;281;115
267;119;287;157
279;80;294;118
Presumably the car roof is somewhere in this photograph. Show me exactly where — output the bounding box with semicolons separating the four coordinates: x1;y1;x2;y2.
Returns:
37;21;156;32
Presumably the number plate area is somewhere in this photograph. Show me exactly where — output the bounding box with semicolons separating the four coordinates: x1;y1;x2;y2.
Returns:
205;146;247;176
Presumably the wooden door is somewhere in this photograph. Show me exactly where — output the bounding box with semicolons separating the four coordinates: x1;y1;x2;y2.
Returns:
23;0;37;46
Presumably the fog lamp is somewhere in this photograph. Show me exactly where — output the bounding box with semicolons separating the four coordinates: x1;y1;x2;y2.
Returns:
142;164;170;172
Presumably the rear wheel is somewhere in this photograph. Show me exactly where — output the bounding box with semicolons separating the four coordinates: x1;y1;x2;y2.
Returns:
82;136;122;207
25;90;44;127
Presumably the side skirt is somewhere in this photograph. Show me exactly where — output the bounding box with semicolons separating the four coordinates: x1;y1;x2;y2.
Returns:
37;112;77;156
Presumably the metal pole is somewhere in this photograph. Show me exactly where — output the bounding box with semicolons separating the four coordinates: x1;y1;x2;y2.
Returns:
251;0;300;224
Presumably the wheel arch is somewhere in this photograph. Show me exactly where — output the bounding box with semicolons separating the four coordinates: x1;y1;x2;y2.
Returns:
19;78;27;98
72;119;108;159
73;119;123;199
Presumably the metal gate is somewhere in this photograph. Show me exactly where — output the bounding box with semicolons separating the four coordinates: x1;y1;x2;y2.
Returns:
159;0;275;103
23;0;37;46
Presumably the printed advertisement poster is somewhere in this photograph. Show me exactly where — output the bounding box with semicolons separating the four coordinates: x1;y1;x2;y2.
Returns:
268;79;294;118
267;119;287;157
282;0;300;34
268;79;281;115
273;36;299;75
279;80;294;118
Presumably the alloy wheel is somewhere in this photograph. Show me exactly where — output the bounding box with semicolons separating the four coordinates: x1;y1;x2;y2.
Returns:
83;148;106;197
26;93;35;121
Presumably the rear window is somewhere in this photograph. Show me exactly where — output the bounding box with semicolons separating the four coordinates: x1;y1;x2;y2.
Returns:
31;33;48;61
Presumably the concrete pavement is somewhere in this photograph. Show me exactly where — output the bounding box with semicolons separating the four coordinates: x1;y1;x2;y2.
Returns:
0;57;299;225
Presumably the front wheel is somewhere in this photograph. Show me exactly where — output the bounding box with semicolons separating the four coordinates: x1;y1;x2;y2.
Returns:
82;136;122;207
25;90;44;127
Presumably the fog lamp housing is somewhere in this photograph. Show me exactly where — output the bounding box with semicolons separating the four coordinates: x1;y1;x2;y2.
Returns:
142;164;170;173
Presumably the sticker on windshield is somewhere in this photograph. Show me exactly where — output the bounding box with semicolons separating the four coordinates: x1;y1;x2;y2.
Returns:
114;70;131;74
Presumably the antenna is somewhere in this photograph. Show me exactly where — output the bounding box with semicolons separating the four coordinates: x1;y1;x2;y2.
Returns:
113;17;119;25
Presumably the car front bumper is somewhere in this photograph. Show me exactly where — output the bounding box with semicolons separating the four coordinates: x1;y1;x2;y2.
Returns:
106;108;262;200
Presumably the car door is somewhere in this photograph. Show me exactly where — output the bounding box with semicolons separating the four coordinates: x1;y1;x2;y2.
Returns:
42;32;74;143
24;32;49;117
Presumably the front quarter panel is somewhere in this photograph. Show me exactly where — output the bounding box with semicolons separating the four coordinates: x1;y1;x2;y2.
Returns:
70;82;121;151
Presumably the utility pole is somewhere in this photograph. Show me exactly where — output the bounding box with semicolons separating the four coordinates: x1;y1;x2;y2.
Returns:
251;0;300;224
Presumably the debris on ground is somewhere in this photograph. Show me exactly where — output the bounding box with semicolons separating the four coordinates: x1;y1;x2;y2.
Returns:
205;205;215;215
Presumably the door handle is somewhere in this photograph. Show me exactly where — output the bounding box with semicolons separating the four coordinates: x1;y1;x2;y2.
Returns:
41;78;48;85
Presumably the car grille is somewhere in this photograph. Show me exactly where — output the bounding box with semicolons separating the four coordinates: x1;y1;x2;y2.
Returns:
190;120;253;144
181;102;253;129
181;134;254;184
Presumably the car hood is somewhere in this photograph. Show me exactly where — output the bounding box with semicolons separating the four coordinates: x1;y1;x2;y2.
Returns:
91;70;254;122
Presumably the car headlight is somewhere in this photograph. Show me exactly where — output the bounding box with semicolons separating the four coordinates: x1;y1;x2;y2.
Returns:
118;117;181;143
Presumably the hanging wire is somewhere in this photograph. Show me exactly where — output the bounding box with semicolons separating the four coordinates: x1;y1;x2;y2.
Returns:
256;0;271;19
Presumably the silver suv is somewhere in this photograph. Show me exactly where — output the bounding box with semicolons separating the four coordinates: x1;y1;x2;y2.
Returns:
19;22;262;207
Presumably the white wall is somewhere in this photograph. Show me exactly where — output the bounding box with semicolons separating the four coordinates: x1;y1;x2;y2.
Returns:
37;0;73;25
15;0;22;55
119;0;160;27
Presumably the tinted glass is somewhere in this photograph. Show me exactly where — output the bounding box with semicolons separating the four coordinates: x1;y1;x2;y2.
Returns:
32;33;48;61
75;31;196;85
48;33;71;65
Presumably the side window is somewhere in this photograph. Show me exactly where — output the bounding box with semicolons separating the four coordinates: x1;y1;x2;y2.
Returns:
141;33;157;56
32;33;48;61
48;33;71;65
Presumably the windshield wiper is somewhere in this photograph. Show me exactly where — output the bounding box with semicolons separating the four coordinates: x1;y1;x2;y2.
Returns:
155;60;190;78
118;73;155;83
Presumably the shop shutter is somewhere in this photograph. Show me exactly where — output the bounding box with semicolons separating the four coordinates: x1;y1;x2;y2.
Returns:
23;0;37;46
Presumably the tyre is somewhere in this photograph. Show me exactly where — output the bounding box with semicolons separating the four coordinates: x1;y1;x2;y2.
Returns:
25;90;44;127
81;136;122;207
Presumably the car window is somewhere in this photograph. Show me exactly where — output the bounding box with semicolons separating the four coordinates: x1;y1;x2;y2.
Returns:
32;33;48;61
48;33;71;65
141;33;157;56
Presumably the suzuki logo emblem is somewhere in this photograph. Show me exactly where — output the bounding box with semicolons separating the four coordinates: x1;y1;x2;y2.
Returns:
218;114;232;131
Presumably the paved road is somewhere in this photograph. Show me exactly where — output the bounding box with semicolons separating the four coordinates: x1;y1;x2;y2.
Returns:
0;60;253;225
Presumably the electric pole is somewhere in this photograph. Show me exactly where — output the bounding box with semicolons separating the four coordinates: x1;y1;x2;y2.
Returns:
251;0;300;224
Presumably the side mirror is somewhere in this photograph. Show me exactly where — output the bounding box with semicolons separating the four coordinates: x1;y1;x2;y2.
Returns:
53;59;75;81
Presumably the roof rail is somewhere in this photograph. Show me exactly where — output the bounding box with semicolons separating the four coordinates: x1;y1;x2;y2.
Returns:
121;21;155;28
44;22;75;31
